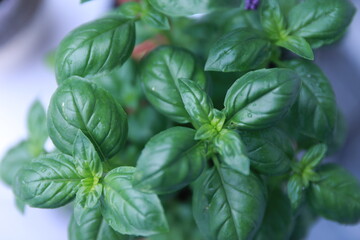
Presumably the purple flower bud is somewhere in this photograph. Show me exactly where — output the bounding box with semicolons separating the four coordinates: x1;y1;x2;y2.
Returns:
245;0;260;10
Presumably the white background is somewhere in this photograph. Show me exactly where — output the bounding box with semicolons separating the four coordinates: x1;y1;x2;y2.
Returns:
0;0;360;239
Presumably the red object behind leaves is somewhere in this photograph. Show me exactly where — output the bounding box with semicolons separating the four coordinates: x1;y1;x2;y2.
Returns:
132;35;169;61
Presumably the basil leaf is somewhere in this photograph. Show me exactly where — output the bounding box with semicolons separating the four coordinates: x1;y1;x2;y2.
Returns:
69;206;130;240
73;131;103;178
148;0;241;17
277;0;298;16
287;174;305;211
193;165;267;240
117;1;170;30
117;2;142;18
214;129;250;175
133;127;206;194
254;188;293;240
205;28;272;72
55;16;135;83
260;0;286;40
141;46;206;123
290;204;318;240
0;141;32;186
224;68;301;129
239;127;294;175
141;0;170;30
194;123;218;141
47;77;128;160
276;36;314;60
101;167;168;236
15;198;26;214
74;184;103;224
288;0;356;48
177;78;214;129
222;9;262;33
284;59;337;141
14;153;82;208
27;100;48;156
309;164;360;224
300;143;327;168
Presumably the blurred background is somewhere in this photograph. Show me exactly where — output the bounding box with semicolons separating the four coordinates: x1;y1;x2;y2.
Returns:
0;0;359;239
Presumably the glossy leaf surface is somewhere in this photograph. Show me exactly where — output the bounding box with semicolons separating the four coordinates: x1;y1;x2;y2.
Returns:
225;68;301;129
148;0;241;17
284;59;337;141
288;0;356;48
205;28;272;72
69;206;129;240
133;127;206;194
276;36;314;60
47;77;128;160
55;16;135;83
214;129;250;175
141;46;206;123
193;165;267;240
254;189;293;240
101;167;168;236
239;127;294;175
14;153;82;208
177;78;214;129
309;164;360;224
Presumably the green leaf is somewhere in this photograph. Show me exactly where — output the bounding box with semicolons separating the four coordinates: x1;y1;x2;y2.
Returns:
101;167;168;236
301;143;327;168
0;141;32;186
214;129;250;175
117;1;170;30
148;0;241;17
117;2;142;19
221;9;262;33
283;59;337;141
260;0;287;40
290;204;318;240
14;153;82;208
205;28;272;72
80;0;93;3
15;198;26;214
239;127;294;175
47;77;128;160
141;46;206;123
288;0;356;48
55;16;135;83
73;131;103;178
69;206;130;240
277;0;298;16
27;100;48;156
133;127;206;194
254;188;293;240
287;174;305;210
91;60;140;110
194;124;218;141
276;36;314;60
74;184;103;224
193;165;267;240
309;164;360;224
224;68;301;129
177;78;215;129
141;0;170;30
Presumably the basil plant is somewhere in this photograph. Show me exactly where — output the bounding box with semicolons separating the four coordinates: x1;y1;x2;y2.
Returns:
1;0;359;239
